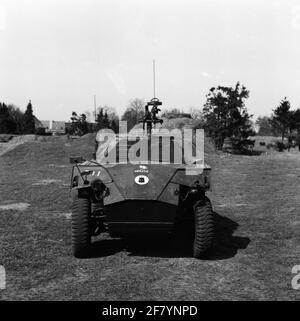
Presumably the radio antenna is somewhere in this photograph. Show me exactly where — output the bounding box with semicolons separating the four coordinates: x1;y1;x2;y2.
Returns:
153;59;156;98
94;94;97;122
139;59;163;136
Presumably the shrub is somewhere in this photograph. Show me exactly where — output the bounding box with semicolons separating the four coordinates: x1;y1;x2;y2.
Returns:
274;141;286;152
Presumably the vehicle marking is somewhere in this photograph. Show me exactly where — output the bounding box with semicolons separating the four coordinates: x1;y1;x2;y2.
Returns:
134;165;149;174
134;175;149;185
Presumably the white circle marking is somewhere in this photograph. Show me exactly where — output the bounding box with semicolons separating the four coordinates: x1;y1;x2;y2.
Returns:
134;175;149;185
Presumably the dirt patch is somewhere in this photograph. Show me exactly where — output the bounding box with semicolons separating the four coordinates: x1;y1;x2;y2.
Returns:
0;202;30;211
63;212;72;219
32;179;64;186
48;164;68;168
216;202;255;208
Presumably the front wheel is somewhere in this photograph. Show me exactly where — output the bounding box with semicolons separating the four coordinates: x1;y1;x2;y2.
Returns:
71;196;91;258
193;197;215;258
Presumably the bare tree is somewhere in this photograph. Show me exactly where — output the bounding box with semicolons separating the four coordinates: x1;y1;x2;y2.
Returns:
121;98;145;131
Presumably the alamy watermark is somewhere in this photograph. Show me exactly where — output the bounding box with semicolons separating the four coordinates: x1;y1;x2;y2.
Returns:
291;265;300;290
0;265;5;290
95;121;205;175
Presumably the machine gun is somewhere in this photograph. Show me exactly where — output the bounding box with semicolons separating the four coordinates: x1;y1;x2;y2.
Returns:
140;97;163;136
139;60;164;136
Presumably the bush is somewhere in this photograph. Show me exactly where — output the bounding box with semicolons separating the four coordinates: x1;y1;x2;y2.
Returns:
229;137;255;154
274;141;286;152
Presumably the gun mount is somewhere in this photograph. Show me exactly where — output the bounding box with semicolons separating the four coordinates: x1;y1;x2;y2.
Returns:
140;97;163;136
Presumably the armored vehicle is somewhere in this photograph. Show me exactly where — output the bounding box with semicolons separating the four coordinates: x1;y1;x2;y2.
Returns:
69;97;215;259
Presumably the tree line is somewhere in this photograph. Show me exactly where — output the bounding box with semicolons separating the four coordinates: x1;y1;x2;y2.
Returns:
0;101;36;135
121;84;300;152
256;97;300;143
68;107;119;136
121;83;255;152
2;83;300;153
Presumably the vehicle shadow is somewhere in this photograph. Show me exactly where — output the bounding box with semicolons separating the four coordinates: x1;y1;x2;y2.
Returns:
89;212;250;260
231;150;265;156
207;212;250;260
89;238;127;258
126;212;250;260
89;213;250;260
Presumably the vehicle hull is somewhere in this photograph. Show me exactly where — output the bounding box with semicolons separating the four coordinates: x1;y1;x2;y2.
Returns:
105;200;178;235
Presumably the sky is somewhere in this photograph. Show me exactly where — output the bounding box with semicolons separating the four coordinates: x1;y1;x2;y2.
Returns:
1;0;300;121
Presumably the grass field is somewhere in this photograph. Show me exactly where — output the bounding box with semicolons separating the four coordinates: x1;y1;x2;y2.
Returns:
0;135;300;300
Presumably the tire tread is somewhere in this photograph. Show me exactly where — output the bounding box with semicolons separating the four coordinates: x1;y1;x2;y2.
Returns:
71;197;91;258
193;197;215;258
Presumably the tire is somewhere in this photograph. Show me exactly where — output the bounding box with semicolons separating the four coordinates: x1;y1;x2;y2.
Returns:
193;197;215;259
71;196;91;258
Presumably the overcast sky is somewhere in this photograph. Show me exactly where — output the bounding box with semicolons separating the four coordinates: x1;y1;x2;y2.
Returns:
1;0;300;121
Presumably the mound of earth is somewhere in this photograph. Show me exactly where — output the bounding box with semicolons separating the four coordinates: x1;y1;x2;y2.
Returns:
0;135;36;157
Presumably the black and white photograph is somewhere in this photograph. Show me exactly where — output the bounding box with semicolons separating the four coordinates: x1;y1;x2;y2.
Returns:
0;0;300;307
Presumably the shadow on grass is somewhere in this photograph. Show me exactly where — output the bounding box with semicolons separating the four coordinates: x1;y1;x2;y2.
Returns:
89;212;250;260
231;150;265;156
89;239;127;258
207;212;250;260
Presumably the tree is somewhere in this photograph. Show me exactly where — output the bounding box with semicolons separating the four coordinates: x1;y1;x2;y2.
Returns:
290;109;300;132
290;109;300;151
0;102;16;134
189;107;204;121
121;98;144;131
95;105;119;132
255;116;278;136
203;82;254;150
83;110;93;123
7;104;25;134
70;111;79;135
270;97;292;141
23;100;35;134
96;108;104;130
103;110;110;128
69;112;88;135
105;107;119;133
79;113;88;134
110;119;119;133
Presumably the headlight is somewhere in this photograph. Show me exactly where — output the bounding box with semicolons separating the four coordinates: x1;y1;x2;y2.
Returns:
91;179;110;198
91;178;106;193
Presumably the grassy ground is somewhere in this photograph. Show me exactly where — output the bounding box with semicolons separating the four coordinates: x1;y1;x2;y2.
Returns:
0;136;300;300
